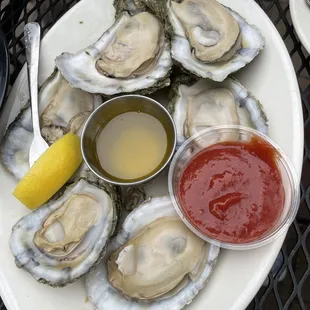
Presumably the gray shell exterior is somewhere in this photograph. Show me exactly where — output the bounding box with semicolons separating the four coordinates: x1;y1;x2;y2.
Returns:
114;0;147;17
114;0;169;28
123;187;146;211
86;196;220;310
10;172;122;287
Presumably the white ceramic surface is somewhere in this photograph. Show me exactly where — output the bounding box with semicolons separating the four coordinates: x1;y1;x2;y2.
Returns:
290;0;310;54
0;0;303;310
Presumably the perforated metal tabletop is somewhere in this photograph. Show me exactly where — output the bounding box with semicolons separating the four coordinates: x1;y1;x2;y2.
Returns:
0;0;309;309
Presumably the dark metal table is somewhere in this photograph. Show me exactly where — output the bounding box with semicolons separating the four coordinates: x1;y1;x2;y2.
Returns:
0;0;309;309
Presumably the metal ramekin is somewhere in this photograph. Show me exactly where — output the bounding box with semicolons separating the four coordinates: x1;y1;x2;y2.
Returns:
81;94;176;186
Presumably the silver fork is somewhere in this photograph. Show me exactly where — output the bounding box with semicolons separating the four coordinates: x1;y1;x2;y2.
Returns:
307;0;310;6
24;22;49;167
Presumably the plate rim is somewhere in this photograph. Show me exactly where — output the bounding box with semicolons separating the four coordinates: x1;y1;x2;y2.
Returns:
0;0;304;309
290;0;310;54
0;26;9;111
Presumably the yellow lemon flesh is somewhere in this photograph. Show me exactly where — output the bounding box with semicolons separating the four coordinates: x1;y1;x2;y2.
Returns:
13;133;83;210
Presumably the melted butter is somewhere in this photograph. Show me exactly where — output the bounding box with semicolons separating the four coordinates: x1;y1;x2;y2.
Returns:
96;111;168;180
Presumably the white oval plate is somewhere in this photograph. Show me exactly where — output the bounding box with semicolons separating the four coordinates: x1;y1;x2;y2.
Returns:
0;0;303;310
290;0;310;54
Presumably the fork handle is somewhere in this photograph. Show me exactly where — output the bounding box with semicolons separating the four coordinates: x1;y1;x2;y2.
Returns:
24;22;41;138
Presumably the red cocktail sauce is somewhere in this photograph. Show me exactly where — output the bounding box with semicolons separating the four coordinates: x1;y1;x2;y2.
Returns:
178;137;285;243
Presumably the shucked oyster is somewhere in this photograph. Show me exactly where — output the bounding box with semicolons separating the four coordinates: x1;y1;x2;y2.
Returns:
55;11;172;95
170;0;241;62
169;0;265;81
108;217;207;300
169;77;268;146
10;172;121;287
86;196;219;309
137;0;265;82
0;69;101;180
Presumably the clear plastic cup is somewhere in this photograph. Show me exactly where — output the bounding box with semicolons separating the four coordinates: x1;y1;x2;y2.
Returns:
168;125;300;250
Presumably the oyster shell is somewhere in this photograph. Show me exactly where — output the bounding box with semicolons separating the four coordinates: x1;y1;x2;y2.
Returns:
170;0;242;64
0;69;101;180
169;77;268;146
168;0;265;81
123;187;146;211
86;196;219;309
135;0;265;82
55;11;172;95
10;172;121;287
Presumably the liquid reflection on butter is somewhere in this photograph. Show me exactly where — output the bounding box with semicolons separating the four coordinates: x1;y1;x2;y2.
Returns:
96;111;168;180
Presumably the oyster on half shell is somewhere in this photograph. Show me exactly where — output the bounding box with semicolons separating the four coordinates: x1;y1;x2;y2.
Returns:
169;77;268;146
55;11;172;95
0;69;101;180
170;0;242;64
86;196;219;309
168;0;265;81
136;0;265;82
10;172;121;287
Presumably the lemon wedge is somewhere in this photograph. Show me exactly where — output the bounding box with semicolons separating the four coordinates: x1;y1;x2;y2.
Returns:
13;133;83;210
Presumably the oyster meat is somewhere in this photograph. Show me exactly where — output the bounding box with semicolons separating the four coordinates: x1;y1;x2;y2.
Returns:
108;217;208;300
169;77;268;146
10;172;121;287
55;11;172;95
86;196;219;309
170;0;242;64
0;69;101;180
